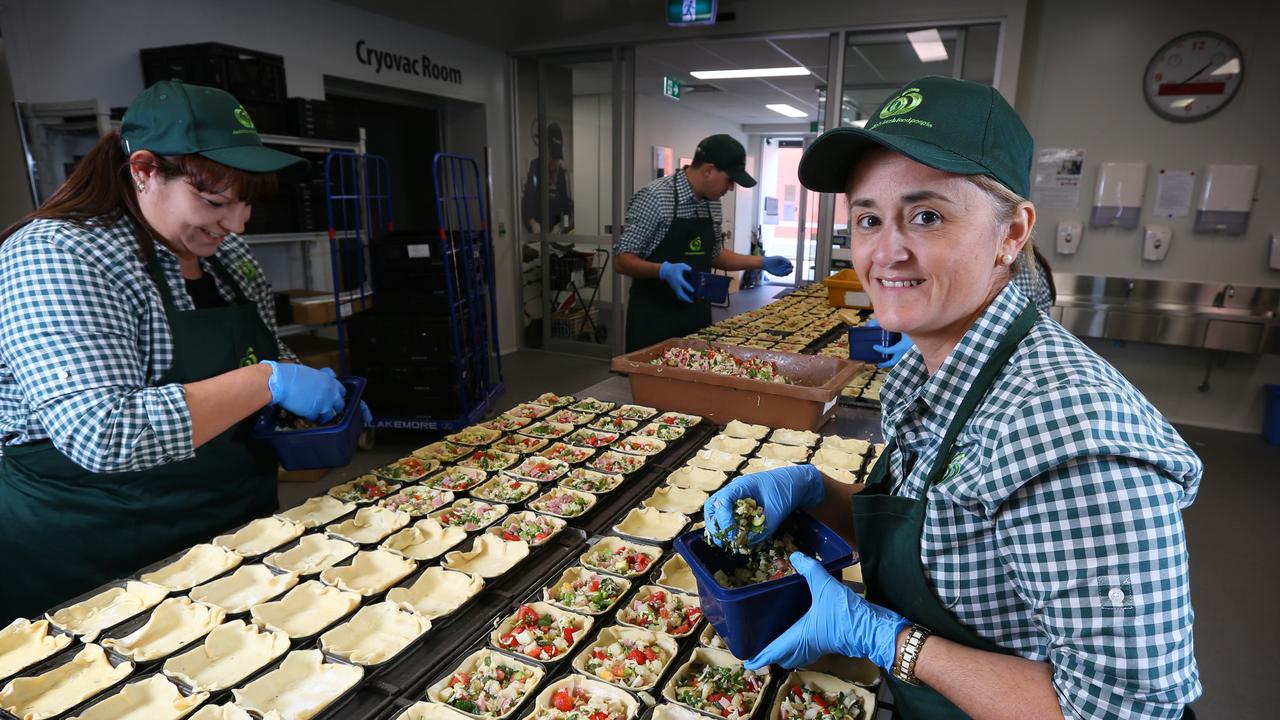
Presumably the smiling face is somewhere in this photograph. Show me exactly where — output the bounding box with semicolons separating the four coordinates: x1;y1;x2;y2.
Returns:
130;151;263;259
845;147;1032;368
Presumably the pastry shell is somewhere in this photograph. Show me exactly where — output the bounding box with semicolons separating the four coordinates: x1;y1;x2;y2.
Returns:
189;565;299;615
664;467;728;493
811;447;860;471
521;675;639;720
249;581;360;640
705;435;759;455
442;535;530;579
380;519;468;561
320;602;430;665
769;428;820;447
643;486;709;515
570;626;679;693
765;669;877;720
756;443;811;463
232;649;363;720
101;597;225;662
819;436;870;457
276;496;355;529
162;619;289;692
45;581;168;642
320;550;417;596
213;517;304;557
263;534;357;576
655;554;699;595
613;508;689;543
386;567;483;621
325;506;411;545
0;644;132;720
723;420;769;440
686;450;743;473
426;648;544;720
187;704;254;720
69;673;206;720
0;619;71;681
139;545;242;592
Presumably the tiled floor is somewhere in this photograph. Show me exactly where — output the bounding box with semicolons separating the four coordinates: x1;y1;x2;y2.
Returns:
279;304;1271;718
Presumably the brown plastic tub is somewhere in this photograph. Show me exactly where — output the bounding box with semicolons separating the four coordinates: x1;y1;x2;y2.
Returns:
610;339;865;432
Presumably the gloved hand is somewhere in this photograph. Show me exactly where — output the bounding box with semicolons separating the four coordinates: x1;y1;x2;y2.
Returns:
762;255;794;276
746;552;910;671
867;318;913;368
703;464;824;548
260;360;346;423
360;401;373;426
659;261;694;303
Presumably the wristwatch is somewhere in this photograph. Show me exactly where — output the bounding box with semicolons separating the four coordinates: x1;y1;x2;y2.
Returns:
890;624;932;686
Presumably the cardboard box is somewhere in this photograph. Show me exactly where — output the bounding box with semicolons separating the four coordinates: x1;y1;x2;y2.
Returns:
286;289;375;326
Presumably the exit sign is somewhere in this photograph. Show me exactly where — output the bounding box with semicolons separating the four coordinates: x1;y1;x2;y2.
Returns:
663;76;681;100
667;0;717;26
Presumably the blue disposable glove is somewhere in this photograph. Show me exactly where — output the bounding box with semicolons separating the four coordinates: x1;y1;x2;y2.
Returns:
260;360;346;423
703;464;824;548
867;318;913;368
360;401;373;426
659;261;695;303
746;552;910;671
762;255;794;276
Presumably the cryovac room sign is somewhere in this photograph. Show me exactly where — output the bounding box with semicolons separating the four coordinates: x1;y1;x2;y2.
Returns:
355;39;463;85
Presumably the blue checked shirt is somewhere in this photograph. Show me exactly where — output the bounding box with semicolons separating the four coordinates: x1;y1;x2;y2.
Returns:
878;281;1201;719
0;216;294;473
1011;254;1053;314
616;169;723;259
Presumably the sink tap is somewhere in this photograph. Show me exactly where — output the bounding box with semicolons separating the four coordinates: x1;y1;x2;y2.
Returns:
1213;284;1235;307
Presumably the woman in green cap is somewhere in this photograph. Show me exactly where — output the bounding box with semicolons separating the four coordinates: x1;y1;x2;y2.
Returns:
0;81;352;621
704;77;1200;718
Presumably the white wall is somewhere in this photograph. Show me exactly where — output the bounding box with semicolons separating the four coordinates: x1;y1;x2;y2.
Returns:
0;0;520;353
1017;0;1280;432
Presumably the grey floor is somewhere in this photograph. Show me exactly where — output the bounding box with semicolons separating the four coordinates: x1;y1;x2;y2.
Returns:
281;283;1268;718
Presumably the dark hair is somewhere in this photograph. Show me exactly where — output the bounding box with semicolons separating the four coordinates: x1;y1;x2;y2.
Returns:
0;130;277;260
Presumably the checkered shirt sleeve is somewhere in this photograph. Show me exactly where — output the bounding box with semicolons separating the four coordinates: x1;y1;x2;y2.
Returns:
1;217;294;470
1011;254;1053;314
879;282;1202;719
616;171;723;259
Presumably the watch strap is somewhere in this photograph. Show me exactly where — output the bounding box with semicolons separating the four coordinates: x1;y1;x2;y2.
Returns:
890;624;932;686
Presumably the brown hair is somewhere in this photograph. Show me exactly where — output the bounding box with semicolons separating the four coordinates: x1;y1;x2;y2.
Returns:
0;130;278;260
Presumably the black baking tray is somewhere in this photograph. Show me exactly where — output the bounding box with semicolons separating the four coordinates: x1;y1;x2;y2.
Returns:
0;643;134;720
260;529;361;577
96;600;222;672
39;578;164;644
130;544;243;593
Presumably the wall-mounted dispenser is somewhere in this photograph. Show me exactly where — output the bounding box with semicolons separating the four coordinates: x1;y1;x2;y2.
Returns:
1056;221;1082;255
1091;162;1147;229
1194;164;1257;235
1142;225;1171;262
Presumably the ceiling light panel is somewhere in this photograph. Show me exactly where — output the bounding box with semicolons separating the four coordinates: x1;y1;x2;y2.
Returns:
690;67;810;80
766;103;808;118
906;28;949;63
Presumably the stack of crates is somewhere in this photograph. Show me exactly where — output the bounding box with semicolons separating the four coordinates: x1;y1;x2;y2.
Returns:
140;42;289;134
346;230;484;418
287;98;360;142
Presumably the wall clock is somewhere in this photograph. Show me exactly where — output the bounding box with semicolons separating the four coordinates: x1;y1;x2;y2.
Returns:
1143;31;1243;122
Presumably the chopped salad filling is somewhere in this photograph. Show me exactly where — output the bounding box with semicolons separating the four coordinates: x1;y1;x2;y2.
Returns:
543;443;594;464
779;683;869;720
610;405;657;420
635;424;685;442
380;486;453;514
651;346;790;384
372;456;435;482
550;410;594;426
570;398;615;414
435;500;506;531
449;427;499;446
528;687;630;720
330;476;398;503
459;450;519;471
656;412;702;428
493;435;549;454
426;467;488;492
530;489;592;518
498;513;563;545
495;604;586;661
713;534;800;588
565;429;619;448
532;393;575;407
590;451;645;475
521;422;574;439
707;498;766;553
582;543;656;576
613;437;664;456
485;414;532;432
508;404;552;419
474;478;538;503
671;662;767;718
438;653;538;717
419;441;472;461
618;588;702;636
561;468;622;494
583;636;669;689
510;456;570;482
588;416;638;434
549;572;627;613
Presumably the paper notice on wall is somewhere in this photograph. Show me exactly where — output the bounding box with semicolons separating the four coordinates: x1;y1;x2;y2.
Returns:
1153;169;1196;218
1032;148;1085;209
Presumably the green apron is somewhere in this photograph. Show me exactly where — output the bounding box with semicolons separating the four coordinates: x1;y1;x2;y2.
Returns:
851;300;1037;719
624;183;716;352
0;254;278;621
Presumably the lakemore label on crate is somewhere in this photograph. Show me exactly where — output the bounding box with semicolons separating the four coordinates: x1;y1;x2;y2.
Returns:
407;243;432;259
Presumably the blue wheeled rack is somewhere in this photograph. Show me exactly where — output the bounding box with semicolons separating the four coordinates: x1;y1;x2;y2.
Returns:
431;152;505;426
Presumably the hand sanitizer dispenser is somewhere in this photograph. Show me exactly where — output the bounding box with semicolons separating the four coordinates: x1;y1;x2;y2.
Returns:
1143;225;1171;262
1194;164;1258;235
1056;222;1082;255
1091;162;1147;229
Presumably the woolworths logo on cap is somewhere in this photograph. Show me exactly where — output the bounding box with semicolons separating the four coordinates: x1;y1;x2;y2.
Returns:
233;106;256;134
880;88;923;119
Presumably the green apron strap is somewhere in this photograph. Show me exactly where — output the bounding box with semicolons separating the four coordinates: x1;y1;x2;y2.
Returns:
850;299;1038;720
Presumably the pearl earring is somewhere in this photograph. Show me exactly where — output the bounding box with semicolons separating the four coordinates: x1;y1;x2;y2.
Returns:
1000;253;1013;265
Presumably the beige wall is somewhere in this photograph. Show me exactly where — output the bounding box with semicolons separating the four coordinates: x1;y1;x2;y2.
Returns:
0;40;33;224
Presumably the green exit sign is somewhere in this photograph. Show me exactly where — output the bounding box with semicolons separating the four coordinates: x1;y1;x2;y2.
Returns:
663;76;681;100
667;0;717;26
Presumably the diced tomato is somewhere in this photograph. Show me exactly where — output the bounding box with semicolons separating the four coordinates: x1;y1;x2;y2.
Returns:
672;623;691;634
588;577;600;592
499;633;516;647
592;649;606;660
643;648;658;661
552;689;575;711
627;649;648;664
812;695;829;709
516;605;540;624
563;627;576;643
539;644;556;658
503;531;520;542
590;713;608;720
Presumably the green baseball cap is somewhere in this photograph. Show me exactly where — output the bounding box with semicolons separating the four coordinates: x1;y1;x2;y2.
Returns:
798;76;1032;198
120;80;307;173
693;134;756;188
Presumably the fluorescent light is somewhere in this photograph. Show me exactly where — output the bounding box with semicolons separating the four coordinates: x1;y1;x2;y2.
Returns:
1211;58;1240;76
906;28;949;63
690;66;809;80
1169;98;1195;109
849;119;868;128
766;103;808;118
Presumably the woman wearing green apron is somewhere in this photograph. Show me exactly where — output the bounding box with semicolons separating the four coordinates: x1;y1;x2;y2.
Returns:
615;134;793;352
704;77;1201;719
0;81;350;621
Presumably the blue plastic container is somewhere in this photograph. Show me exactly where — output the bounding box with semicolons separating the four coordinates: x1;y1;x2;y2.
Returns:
674;510;856;660
1264;384;1280;445
847;326;899;363
692;272;731;305
253;376;367;470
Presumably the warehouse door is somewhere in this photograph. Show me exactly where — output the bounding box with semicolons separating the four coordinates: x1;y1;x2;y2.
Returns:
514;48;635;358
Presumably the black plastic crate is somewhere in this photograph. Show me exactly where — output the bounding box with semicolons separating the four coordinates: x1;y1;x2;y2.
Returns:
287;97;360;141
346;312;472;366
140;42;287;103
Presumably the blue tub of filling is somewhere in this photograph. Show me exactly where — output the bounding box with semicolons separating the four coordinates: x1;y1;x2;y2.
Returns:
847;326;899;363
675;510;855;660
252;376;366;470
692;272;731;305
